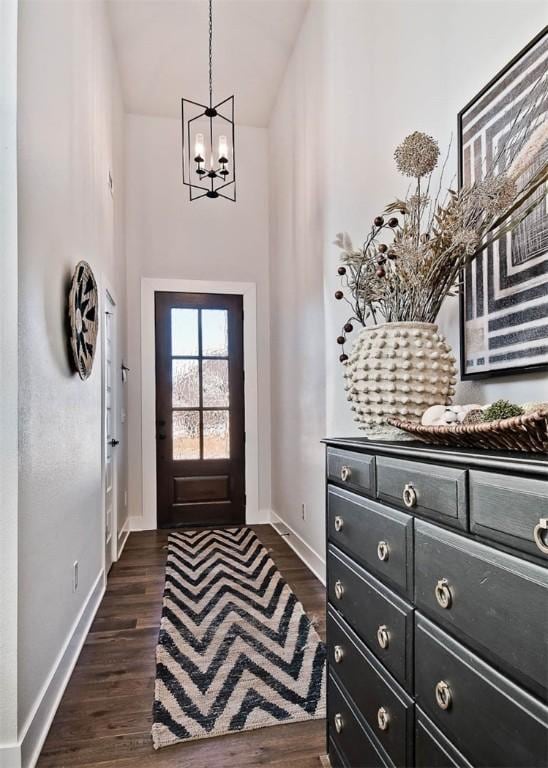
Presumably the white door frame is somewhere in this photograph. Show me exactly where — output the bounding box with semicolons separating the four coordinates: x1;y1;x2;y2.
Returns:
140;278;259;530
101;278;119;574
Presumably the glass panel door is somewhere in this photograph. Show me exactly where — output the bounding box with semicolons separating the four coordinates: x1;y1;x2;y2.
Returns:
171;308;230;461
155;292;245;528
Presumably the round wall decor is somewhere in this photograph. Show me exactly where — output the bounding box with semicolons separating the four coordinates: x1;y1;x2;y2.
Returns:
68;260;98;380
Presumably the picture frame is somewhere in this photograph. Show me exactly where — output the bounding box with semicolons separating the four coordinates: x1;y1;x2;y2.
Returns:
458;27;548;380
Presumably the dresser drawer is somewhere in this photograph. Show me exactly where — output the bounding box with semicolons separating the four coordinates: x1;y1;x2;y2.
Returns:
470;470;548;559
415;709;472;768
328;674;389;768
328;737;348;768
377;457;467;530
328;608;414;767
415;614;548;768
328;486;413;597
414;519;548;699
327;447;376;497
328;546;413;690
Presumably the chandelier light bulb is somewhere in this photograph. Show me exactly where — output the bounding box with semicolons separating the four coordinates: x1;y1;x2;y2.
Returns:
194;133;205;161
218;135;229;162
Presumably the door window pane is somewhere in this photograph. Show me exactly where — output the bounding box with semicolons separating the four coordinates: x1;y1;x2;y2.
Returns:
172;359;200;407
203;410;230;459
202;359;229;407
172;308;198;356
201;309;228;356
173;411;200;460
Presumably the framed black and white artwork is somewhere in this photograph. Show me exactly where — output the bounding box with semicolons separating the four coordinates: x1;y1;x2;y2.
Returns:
458;27;548;379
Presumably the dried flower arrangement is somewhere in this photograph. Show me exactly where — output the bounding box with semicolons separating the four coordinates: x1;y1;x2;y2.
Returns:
333;95;548;362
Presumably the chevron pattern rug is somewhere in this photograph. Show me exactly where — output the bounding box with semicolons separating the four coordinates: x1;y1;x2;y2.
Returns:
152;527;326;749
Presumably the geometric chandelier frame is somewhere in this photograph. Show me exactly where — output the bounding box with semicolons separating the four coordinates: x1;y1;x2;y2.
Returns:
181;95;236;201
181;0;236;202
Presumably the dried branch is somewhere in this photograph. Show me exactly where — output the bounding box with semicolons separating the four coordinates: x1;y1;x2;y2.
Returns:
333;113;548;351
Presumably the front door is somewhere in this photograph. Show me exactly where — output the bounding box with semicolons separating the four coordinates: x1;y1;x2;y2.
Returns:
155;292;245;528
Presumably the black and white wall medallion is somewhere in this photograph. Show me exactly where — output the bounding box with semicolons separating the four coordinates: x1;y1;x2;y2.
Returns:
458;27;548;379
68;260;98;380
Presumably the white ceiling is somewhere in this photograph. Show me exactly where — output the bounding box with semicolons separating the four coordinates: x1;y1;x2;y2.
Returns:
107;0;309;127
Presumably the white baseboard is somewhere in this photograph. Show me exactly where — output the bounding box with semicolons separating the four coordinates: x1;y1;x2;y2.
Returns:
129;507;272;532
247;507;272;525
117;520;130;559
18;571;105;768
270;511;326;585
129;514;147;532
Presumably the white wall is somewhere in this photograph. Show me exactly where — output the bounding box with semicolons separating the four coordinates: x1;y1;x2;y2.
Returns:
125;114;271;526
16;0;127;764
268;4;328;570
269;0;548;571
0;0;20;762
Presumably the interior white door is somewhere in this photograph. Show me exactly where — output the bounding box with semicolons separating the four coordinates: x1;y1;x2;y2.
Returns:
104;290;118;574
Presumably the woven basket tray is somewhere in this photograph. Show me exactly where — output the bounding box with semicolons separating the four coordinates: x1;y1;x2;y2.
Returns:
388;409;548;453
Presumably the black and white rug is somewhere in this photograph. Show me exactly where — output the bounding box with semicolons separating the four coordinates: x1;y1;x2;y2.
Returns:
152;527;326;749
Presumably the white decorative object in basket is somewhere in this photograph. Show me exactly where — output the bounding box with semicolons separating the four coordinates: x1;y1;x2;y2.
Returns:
343;322;457;440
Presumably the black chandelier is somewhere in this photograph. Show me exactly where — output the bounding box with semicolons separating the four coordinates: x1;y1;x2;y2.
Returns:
181;0;236;201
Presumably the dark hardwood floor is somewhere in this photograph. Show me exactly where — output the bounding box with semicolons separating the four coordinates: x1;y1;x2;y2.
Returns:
37;525;326;768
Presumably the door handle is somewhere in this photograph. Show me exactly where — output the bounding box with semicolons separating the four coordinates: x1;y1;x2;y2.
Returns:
157;419;166;427
157;434;166;440
110;438;120;447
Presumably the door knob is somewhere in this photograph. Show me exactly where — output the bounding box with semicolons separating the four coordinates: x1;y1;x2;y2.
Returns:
377;707;390;731
377;624;390;650
533;518;548;554
110;438;120;447
435;680;452;710
402;483;417;508
435;578;452;609
157;434;166;441
377;540;390;562
333;645;344;664
340;465;351;482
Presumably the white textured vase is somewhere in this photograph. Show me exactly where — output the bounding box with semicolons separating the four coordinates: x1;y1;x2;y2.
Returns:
343;322;457;440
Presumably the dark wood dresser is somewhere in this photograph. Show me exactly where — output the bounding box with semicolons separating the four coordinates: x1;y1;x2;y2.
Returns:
323;439;548;768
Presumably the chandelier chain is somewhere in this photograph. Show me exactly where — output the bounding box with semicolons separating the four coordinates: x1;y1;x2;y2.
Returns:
182;0;236;201
209;0;213;106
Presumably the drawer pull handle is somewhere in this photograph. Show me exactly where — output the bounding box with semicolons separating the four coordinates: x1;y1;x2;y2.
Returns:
333;645;344;663
435;680;452;710
377;624;390;650
402;482;417;508
334;713;343;734
435;578;452;609
334;580;344;600
340;465;351;482
377;541;390;562
533;518;548;555
377;707;390;731
334;515;344;533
